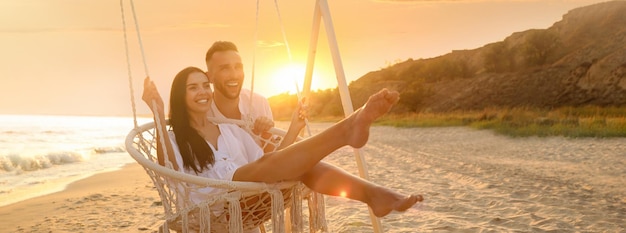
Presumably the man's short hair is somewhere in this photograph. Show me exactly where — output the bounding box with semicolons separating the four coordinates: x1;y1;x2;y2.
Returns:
205;41;239;65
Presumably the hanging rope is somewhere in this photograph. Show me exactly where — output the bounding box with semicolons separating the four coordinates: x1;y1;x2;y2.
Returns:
272;0;312;136
273;3;325;232
128;0;149;77
120;0;139;129
247;0;261;116
121;0;174;169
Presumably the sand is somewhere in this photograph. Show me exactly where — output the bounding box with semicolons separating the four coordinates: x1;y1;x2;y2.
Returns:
1;125;625;232
0;164;162;233
322;126;626;232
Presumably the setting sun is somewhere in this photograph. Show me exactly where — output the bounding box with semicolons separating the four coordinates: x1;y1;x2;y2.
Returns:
264;62;338;97
268;63;306;95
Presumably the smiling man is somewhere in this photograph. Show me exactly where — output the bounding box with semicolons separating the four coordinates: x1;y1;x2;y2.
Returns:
204;41;276;147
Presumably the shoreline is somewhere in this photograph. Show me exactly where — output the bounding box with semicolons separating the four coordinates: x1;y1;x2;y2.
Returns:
0;173;93;208
0;163;162;232
0;164;132;208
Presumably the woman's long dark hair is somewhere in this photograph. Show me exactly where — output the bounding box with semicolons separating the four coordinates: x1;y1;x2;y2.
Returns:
169;66;215;173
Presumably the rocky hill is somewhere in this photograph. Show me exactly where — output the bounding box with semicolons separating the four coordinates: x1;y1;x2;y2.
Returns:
344;0;626;113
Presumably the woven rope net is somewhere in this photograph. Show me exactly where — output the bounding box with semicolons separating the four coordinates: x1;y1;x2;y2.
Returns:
125;119;327;233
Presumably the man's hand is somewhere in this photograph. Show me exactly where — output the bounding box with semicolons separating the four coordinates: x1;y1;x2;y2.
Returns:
252;116;274;135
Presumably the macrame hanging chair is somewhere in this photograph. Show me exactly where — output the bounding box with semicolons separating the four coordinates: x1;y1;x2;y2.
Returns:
121;0;327;232
125;121;326;233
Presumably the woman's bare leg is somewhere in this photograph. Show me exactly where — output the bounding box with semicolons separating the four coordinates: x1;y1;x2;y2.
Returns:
301;162;422;217
233;89;399;182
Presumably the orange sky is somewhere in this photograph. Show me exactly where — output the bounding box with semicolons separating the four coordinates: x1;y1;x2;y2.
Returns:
0;0;609;116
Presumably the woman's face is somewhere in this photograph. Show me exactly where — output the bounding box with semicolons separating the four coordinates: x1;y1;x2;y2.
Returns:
185;71;213;114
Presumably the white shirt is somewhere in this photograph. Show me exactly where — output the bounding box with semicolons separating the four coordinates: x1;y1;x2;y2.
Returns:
209;89;273;122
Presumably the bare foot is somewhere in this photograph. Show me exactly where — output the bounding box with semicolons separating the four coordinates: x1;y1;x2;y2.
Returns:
368;186;423;217
347;88;400;148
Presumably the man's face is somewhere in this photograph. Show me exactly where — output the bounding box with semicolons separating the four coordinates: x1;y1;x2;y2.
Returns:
206;50;244;100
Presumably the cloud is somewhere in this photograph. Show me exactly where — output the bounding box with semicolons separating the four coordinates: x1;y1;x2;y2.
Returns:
256;40;284;48
0;27;119;34
0;21;229;34
372;0;465;2
371;0;516;2
162;22;230;30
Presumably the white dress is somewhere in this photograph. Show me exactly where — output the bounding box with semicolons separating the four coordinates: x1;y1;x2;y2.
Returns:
168;123;264;233
169;123;263;199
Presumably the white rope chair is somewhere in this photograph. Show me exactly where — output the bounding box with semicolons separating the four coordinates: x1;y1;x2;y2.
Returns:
125;118;327;233
120;1;327;232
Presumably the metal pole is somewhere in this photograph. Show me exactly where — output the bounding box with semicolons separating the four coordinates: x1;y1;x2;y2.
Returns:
302;0;322;99
316;0;384;232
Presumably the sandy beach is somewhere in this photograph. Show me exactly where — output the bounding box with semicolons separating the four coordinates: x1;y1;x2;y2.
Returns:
0;164;163;233
1;125;625;232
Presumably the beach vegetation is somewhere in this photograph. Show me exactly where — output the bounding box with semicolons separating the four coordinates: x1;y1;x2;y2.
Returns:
271;91;626;138
374;106;626;138
483;42;516;73
522;30;560;67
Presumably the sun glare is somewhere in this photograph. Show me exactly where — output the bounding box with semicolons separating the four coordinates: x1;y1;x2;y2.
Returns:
339;191;347;198
269;63;306;95
264;62;336;97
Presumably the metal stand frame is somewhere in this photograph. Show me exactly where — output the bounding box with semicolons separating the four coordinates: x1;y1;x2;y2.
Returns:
301;1;383;232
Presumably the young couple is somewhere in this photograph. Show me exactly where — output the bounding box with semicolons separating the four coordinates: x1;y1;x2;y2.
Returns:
142;41;422;223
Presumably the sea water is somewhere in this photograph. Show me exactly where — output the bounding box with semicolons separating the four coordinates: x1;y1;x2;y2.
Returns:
0;114;152;207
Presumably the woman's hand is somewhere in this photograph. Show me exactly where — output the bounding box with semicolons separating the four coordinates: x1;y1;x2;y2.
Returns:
290;97;308;130
275;97;309;150
142;77;165;116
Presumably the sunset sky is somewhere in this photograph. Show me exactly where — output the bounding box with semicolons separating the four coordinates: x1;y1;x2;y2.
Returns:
0;0;609;116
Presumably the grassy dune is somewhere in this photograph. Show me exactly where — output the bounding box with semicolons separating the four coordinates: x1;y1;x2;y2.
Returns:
375;106;626;138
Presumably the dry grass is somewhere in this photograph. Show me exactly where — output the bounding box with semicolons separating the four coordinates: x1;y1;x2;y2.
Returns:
375;106;626;138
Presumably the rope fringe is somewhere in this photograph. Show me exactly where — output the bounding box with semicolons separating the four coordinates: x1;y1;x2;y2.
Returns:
269;189;285;233
291;184;304;233
226;192;243;233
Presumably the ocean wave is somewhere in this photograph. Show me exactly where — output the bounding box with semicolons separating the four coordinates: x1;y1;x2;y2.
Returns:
1;130;69;135
41;130;70;135
0;146;128;173
93;146;126;154
0;151;85;173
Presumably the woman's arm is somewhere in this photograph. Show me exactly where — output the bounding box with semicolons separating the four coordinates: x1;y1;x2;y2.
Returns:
142;77;179;171
276;99;307;150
